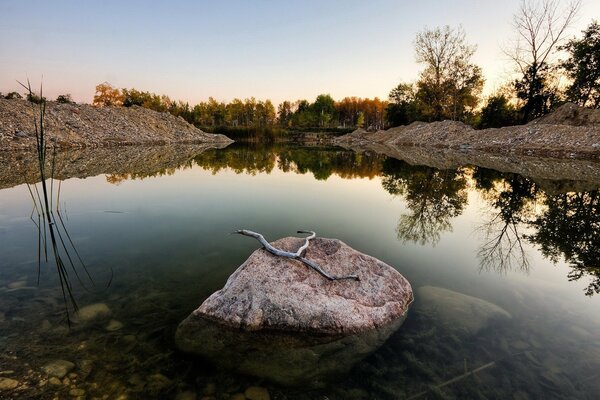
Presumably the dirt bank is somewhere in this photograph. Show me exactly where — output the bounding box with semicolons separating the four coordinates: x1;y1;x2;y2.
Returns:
0;99;233;151
335;103;600;160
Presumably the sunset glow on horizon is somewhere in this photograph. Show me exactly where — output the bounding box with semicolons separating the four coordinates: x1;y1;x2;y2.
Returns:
1;0;598;105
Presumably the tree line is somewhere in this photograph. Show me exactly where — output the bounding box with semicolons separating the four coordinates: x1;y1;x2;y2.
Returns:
90;83;388;131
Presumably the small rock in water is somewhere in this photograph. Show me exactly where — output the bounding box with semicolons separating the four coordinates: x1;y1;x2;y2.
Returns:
230;394;246;400
48;377;62;386
244;386;270;400
175;391;198;400
78;360;93;380
105;319;124;331
41;360;75;378
76;303;112;322
69;388;85;397
40;320;52;331
0;377;19;390
203;383;216;395
7;281;26;289
147;373;172;393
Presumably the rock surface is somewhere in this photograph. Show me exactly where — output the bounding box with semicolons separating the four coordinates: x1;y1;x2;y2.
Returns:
415;286;511;335
176;236;413;385
0;377;19;390
41;360;75;379
0;98;233;151
335;103;600;160
75;303;112;322
185;237;413;334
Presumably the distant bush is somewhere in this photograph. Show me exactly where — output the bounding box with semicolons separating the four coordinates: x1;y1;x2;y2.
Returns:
27;93;46;104
56;94;75;104
4;92;23;100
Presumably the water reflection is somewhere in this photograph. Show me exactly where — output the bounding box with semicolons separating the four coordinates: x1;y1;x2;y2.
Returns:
1;143;600;399
529;191;600;296
381;158;468;246
473;170;538;274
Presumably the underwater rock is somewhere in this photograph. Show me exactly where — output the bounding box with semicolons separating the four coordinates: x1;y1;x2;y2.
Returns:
175;391;197;400
415;286;511;335
0;377;19;390
105;319;124;331
41;360;75;379
75;303;112;322
245;386;270;400
7;281;26;289
176;236;413;386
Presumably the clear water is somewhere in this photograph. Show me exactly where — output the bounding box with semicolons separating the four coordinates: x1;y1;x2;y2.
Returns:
0;143;599;399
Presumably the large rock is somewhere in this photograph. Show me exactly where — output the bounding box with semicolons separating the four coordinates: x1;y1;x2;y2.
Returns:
176;236;413;386
415;286;511;335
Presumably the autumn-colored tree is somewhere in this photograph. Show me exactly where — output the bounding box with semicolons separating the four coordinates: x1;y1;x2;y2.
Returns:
93;82;123;107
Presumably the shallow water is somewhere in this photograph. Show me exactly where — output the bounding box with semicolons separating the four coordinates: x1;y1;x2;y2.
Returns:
0;143;599;399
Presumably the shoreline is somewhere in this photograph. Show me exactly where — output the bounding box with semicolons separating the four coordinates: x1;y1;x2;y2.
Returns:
335;103;600;161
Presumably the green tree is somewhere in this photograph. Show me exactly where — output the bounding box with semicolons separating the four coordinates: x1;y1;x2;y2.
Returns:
479;94;520;128
560;21;600;108
311;94;336;127
386;83;418;126
5;91;23;99
56;94;74;104
414;25;483;122
514;62;559;120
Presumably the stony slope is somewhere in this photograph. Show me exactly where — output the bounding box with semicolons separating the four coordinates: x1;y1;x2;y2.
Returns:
0;99;233;151
335;103;600;160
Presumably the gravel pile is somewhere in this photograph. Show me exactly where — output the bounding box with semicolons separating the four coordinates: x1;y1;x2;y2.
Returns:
0;99;233;151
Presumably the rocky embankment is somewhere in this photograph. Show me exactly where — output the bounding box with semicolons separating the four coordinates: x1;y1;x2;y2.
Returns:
0;99;233;150
335;103;600;160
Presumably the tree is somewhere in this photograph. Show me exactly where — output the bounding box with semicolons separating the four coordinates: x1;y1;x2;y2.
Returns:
414;25;483;122
479;94;520;128
311;94;336;127
277;101;293;127
560;21;600;108
56;94;74;104
93;82;123;107
386;82;418;126
506;0;581;121
4;91;22;99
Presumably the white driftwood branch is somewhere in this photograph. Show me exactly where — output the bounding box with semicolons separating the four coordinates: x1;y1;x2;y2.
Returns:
234;229;359;281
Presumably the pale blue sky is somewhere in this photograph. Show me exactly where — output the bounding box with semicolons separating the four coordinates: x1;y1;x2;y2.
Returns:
1;0;598;104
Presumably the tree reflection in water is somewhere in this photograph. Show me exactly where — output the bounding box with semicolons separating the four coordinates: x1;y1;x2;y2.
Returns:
529;191;600;296
472;169;539;275
381;158;468;246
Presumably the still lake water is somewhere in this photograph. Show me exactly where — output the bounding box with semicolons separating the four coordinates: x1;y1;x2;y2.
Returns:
0;143;599;399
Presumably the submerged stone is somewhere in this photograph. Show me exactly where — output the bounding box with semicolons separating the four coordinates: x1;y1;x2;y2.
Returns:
75;303;112;322
415;286;511;335
0;377;19;390
245;386;270;400
105;319;124;331
176;237;413;386
41;360;75;379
